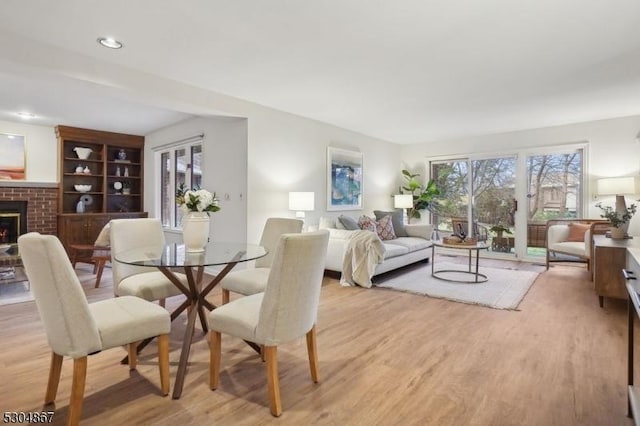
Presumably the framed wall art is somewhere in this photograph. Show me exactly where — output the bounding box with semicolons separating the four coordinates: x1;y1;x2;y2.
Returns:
327;147;363;211
0;133;26;180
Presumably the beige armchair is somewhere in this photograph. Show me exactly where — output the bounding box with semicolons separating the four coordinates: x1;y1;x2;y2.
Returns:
209;230;329;416
221;217;303;304
545;219;609;270
18;233;171;426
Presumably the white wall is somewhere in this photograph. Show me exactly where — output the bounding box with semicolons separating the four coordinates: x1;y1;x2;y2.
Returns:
246;107;399;242
400;114;640;234
145;110;400;245
0;120;57;182
145;116;248;244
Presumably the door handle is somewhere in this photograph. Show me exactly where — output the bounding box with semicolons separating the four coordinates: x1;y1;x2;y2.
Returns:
623;269;637;280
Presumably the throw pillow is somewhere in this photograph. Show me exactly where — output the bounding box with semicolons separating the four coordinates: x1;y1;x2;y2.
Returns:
376;214;397;240
374;210;407;237
358;215;377;233
338;215;360;230
566;222;590;242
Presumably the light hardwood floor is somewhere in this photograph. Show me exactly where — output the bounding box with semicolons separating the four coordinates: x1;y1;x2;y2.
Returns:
0;259;634;425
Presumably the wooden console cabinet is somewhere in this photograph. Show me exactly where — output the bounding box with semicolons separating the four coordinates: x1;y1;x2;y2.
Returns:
593;234;640;307
55;126;148;251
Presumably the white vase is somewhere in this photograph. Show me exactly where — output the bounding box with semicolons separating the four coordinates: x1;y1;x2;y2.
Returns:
182;212;210;252
610;226;626;239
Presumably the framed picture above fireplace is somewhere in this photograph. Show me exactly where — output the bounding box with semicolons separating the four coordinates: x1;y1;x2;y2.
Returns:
0;133;26;180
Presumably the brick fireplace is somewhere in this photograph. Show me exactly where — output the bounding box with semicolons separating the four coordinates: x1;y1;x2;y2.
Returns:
0;183;58;239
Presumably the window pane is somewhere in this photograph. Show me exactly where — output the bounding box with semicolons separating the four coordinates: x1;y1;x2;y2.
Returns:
191;144;202;189
175;148;187;227
160;152;171;227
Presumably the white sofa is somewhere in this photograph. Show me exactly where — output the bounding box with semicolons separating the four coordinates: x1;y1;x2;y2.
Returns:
315;216;433;277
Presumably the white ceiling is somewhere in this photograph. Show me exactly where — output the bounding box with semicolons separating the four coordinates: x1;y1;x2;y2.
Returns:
1;0;640;143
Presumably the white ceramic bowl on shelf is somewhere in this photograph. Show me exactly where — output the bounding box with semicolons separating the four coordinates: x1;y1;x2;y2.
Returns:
74;184;92;192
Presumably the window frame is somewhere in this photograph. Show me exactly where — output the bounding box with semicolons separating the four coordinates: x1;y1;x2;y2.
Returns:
155;138;204;230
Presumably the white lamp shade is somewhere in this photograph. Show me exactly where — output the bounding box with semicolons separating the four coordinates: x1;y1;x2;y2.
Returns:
394;194;413;209
597;176;638;195
288;192;315;211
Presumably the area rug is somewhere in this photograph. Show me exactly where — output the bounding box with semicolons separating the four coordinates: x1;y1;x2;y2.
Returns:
374;262;540;310
0;280;33;306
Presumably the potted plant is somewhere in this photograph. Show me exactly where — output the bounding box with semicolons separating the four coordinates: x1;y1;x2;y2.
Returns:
595;200;639;238
489;224;512;238
400;169;440;223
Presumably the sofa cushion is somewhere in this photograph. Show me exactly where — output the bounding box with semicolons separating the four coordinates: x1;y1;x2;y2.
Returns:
382;242;409;259
374;210;407;237
566;222;590;242
338;214;360;230
319;217;336;229
389;237;431;252
376;214;396;240
549;241;586;257
358;215;377;233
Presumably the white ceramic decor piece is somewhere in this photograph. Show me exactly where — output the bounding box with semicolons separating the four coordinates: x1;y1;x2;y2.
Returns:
182;212;210;252
73;147;93;159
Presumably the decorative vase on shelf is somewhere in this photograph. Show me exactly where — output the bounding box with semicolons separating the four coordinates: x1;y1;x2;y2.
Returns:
182;212;210;252
610;226;626;239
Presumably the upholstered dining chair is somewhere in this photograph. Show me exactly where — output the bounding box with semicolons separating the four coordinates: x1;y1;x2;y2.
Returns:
209;230;329;417
18;232;171;426
69;221;111;288
110;218;186;305
220;217;303;304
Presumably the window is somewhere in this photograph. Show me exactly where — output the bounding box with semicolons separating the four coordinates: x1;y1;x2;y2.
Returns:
157;138;203;228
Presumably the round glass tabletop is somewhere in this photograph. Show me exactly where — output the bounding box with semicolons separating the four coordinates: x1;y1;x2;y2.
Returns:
114;242;267;267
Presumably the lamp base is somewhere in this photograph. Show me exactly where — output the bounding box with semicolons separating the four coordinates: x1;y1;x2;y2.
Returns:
615;195;630;237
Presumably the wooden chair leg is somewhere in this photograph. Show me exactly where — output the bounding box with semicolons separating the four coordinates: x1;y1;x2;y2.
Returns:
209;331;221;390
45;352;63;404
157;334;170;396
94;260;105;288
264;346;282;417
306;325;320;383
128;341;139;370
222;289;230;305
68;356;88;426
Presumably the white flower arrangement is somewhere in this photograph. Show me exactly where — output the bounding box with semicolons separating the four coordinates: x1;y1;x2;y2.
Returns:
176;184;220;214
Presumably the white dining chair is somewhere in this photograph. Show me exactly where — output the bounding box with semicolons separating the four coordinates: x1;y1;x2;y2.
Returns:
18;232;171;426
209;230;329;416
110;218;186;304
221;217;303;304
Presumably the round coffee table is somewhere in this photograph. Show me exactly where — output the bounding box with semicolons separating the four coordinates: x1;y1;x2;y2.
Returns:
431;240;489;283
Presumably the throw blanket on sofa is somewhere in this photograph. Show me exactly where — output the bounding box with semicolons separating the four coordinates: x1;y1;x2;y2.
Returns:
340;230;386;288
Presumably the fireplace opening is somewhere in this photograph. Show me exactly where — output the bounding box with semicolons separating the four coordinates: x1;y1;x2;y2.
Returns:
0;201;28;244
0;213;20;244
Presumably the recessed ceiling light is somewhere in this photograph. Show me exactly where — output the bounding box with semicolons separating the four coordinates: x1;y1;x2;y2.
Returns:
97;37;123;49
16;112;35;119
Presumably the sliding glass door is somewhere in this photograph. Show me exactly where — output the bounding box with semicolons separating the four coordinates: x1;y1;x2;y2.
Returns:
430;146;584;260
432;156;517;258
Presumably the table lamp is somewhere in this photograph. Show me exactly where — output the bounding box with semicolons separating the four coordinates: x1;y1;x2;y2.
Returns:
394;194;414;223
596;176;638;236
288;192;315;221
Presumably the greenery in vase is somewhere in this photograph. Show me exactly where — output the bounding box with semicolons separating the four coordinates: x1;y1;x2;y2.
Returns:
595;200;639;227
176;183;221;214
400;169;440;223
489;224;512;235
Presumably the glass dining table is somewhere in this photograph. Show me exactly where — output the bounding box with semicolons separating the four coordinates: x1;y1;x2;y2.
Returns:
115;241;267;399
